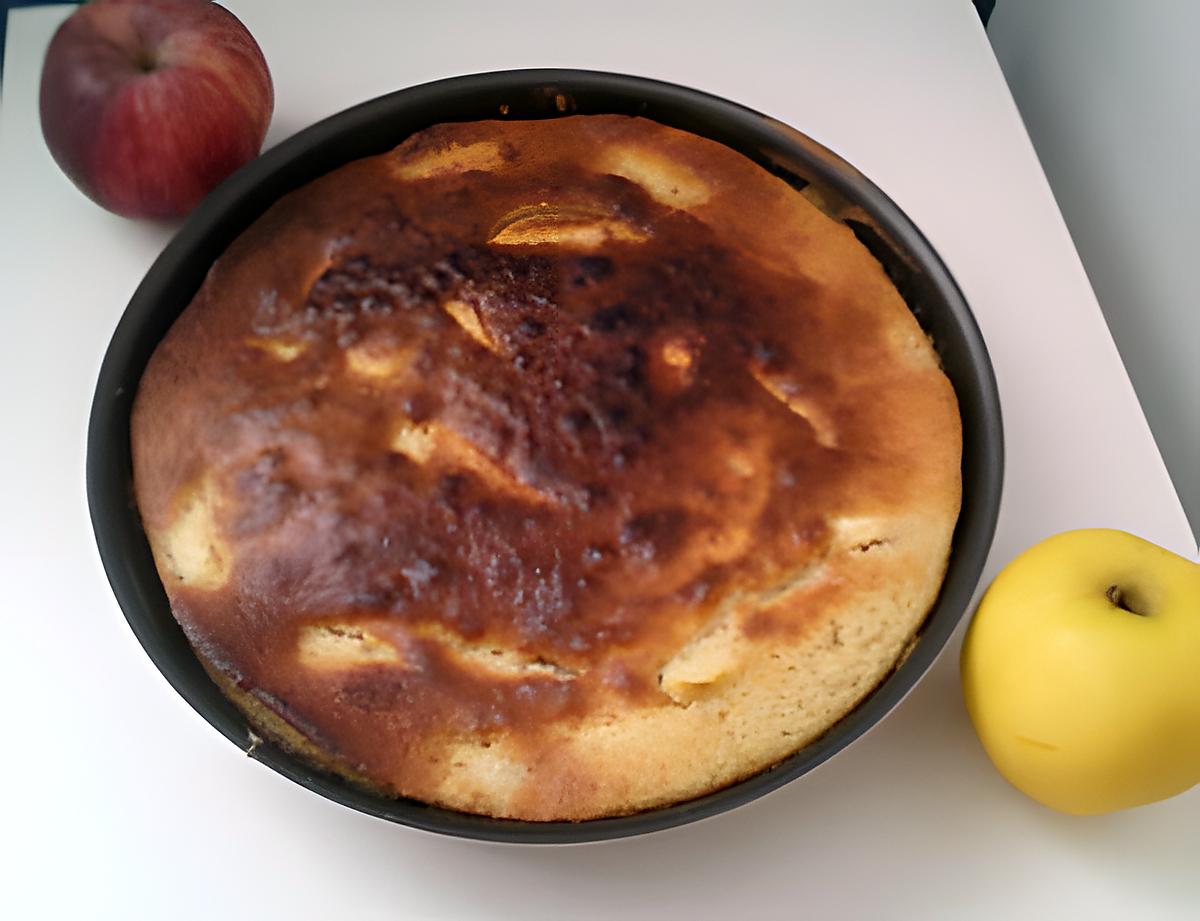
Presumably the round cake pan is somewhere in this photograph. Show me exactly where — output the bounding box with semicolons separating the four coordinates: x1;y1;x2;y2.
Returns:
87;69;1003;844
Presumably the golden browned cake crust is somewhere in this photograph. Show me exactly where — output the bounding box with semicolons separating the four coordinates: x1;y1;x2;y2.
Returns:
131;115;962;821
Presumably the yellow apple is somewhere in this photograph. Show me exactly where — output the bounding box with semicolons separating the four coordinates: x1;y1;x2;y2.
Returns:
961;528;1200;815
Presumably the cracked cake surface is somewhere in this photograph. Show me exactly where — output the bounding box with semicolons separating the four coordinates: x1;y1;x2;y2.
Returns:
131;115;962;820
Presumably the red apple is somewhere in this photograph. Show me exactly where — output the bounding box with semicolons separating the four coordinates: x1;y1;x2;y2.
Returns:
39;0;273;219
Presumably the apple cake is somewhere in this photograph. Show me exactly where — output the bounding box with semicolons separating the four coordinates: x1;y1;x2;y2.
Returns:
131;115;962;821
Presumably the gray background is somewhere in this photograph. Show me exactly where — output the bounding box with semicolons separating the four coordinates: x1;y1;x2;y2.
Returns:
989;0;1199;542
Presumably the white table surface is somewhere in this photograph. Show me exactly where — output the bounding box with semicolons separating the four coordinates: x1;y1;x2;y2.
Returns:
2;2;1196;919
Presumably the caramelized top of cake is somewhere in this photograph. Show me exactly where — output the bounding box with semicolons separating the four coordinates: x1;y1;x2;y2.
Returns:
132;116;961;820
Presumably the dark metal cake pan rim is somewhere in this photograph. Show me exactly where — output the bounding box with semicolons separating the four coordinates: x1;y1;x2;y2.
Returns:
87;68;1004;844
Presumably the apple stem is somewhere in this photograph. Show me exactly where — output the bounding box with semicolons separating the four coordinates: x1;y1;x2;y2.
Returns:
1105;584;1145;616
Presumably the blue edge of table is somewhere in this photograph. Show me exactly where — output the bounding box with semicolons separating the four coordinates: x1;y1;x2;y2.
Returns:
2;1;76;80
